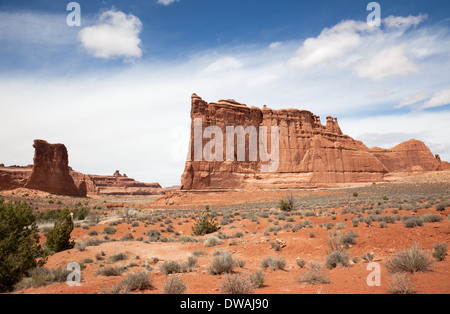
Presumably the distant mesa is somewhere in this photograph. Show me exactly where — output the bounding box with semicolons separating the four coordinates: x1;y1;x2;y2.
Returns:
0;140;169;197
181;94;449;190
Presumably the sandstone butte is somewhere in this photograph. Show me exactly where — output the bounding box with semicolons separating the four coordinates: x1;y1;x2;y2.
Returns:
181;94;450;190
0;140;166;197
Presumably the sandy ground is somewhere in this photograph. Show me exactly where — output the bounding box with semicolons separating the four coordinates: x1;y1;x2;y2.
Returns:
3;171;450;294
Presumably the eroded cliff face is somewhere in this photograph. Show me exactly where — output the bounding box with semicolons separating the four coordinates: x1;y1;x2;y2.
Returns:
24;140;86;197
181;94;447;190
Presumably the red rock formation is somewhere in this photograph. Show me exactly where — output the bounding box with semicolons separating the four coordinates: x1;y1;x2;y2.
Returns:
181;94;449;190
370;140;441;172
24;140;86;197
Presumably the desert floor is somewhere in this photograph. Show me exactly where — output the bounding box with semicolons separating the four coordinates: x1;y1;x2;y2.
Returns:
2;171;450;294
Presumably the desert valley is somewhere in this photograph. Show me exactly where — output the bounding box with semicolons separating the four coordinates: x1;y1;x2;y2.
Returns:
1;95;449;295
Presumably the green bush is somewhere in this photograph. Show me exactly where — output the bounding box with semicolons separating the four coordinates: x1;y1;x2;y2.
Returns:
0;199;47;292
191;208;219;236
45;209;74;253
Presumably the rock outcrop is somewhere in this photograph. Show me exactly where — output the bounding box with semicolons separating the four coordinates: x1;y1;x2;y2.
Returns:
24;140;86;197
181;94;449;190
71;170;163;196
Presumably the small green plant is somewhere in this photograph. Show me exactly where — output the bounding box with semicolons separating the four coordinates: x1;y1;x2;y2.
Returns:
296;260;306;268
204;236;223;247
46;209;74;253
191;207;219;236
353;192;358;197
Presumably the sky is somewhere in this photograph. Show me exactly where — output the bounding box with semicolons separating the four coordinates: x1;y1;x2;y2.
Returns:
0;0;449;187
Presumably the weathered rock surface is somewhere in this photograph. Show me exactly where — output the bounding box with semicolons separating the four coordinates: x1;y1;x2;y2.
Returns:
71;170;163;196
1;142;167;196
23;140;86;197
181;94;449;190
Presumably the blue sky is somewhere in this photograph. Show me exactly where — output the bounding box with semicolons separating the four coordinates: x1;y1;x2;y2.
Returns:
1;0;449;187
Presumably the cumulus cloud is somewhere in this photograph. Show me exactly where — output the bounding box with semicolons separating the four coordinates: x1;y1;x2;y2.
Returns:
157;0;180;6
287;20;374;69
353;45;420;81
78;9;143;61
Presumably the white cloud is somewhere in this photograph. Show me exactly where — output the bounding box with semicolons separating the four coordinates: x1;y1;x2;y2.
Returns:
287;20;374;69
353;45;420;81
396;93;429;108
1;15;450;186
0;11;78;46
202;57;243;74
78;9;143;60
384;14;428;30
157;0;180;6
269;42;282;49
422;88;450;109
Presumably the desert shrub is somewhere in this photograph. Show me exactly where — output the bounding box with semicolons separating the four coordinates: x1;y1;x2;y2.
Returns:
219;273;254;294
95;266;125;276
298;262;330;285
436;202;447;212
88;230;98;236
296;260;306;268
163;276;187;294
420;214;443;223
388;273;415;294
266;225;282;233
179;235;197;243
403;217;424;228
325;250;350;269
204;236;223;247
249;270;265;288
208;251;235;275
160;261;182;275
14;267;70;290
102;226;117;235
120;271;153;292
46;209;74;253
192;249;207;257
108;252;127;263
279;194;295;212
432;243;447;261
385;243;434;273
270;241;282;251
361;253;375;262
0;199;46;292
191;208;219;236
260;256;286;270
338;231;358;248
